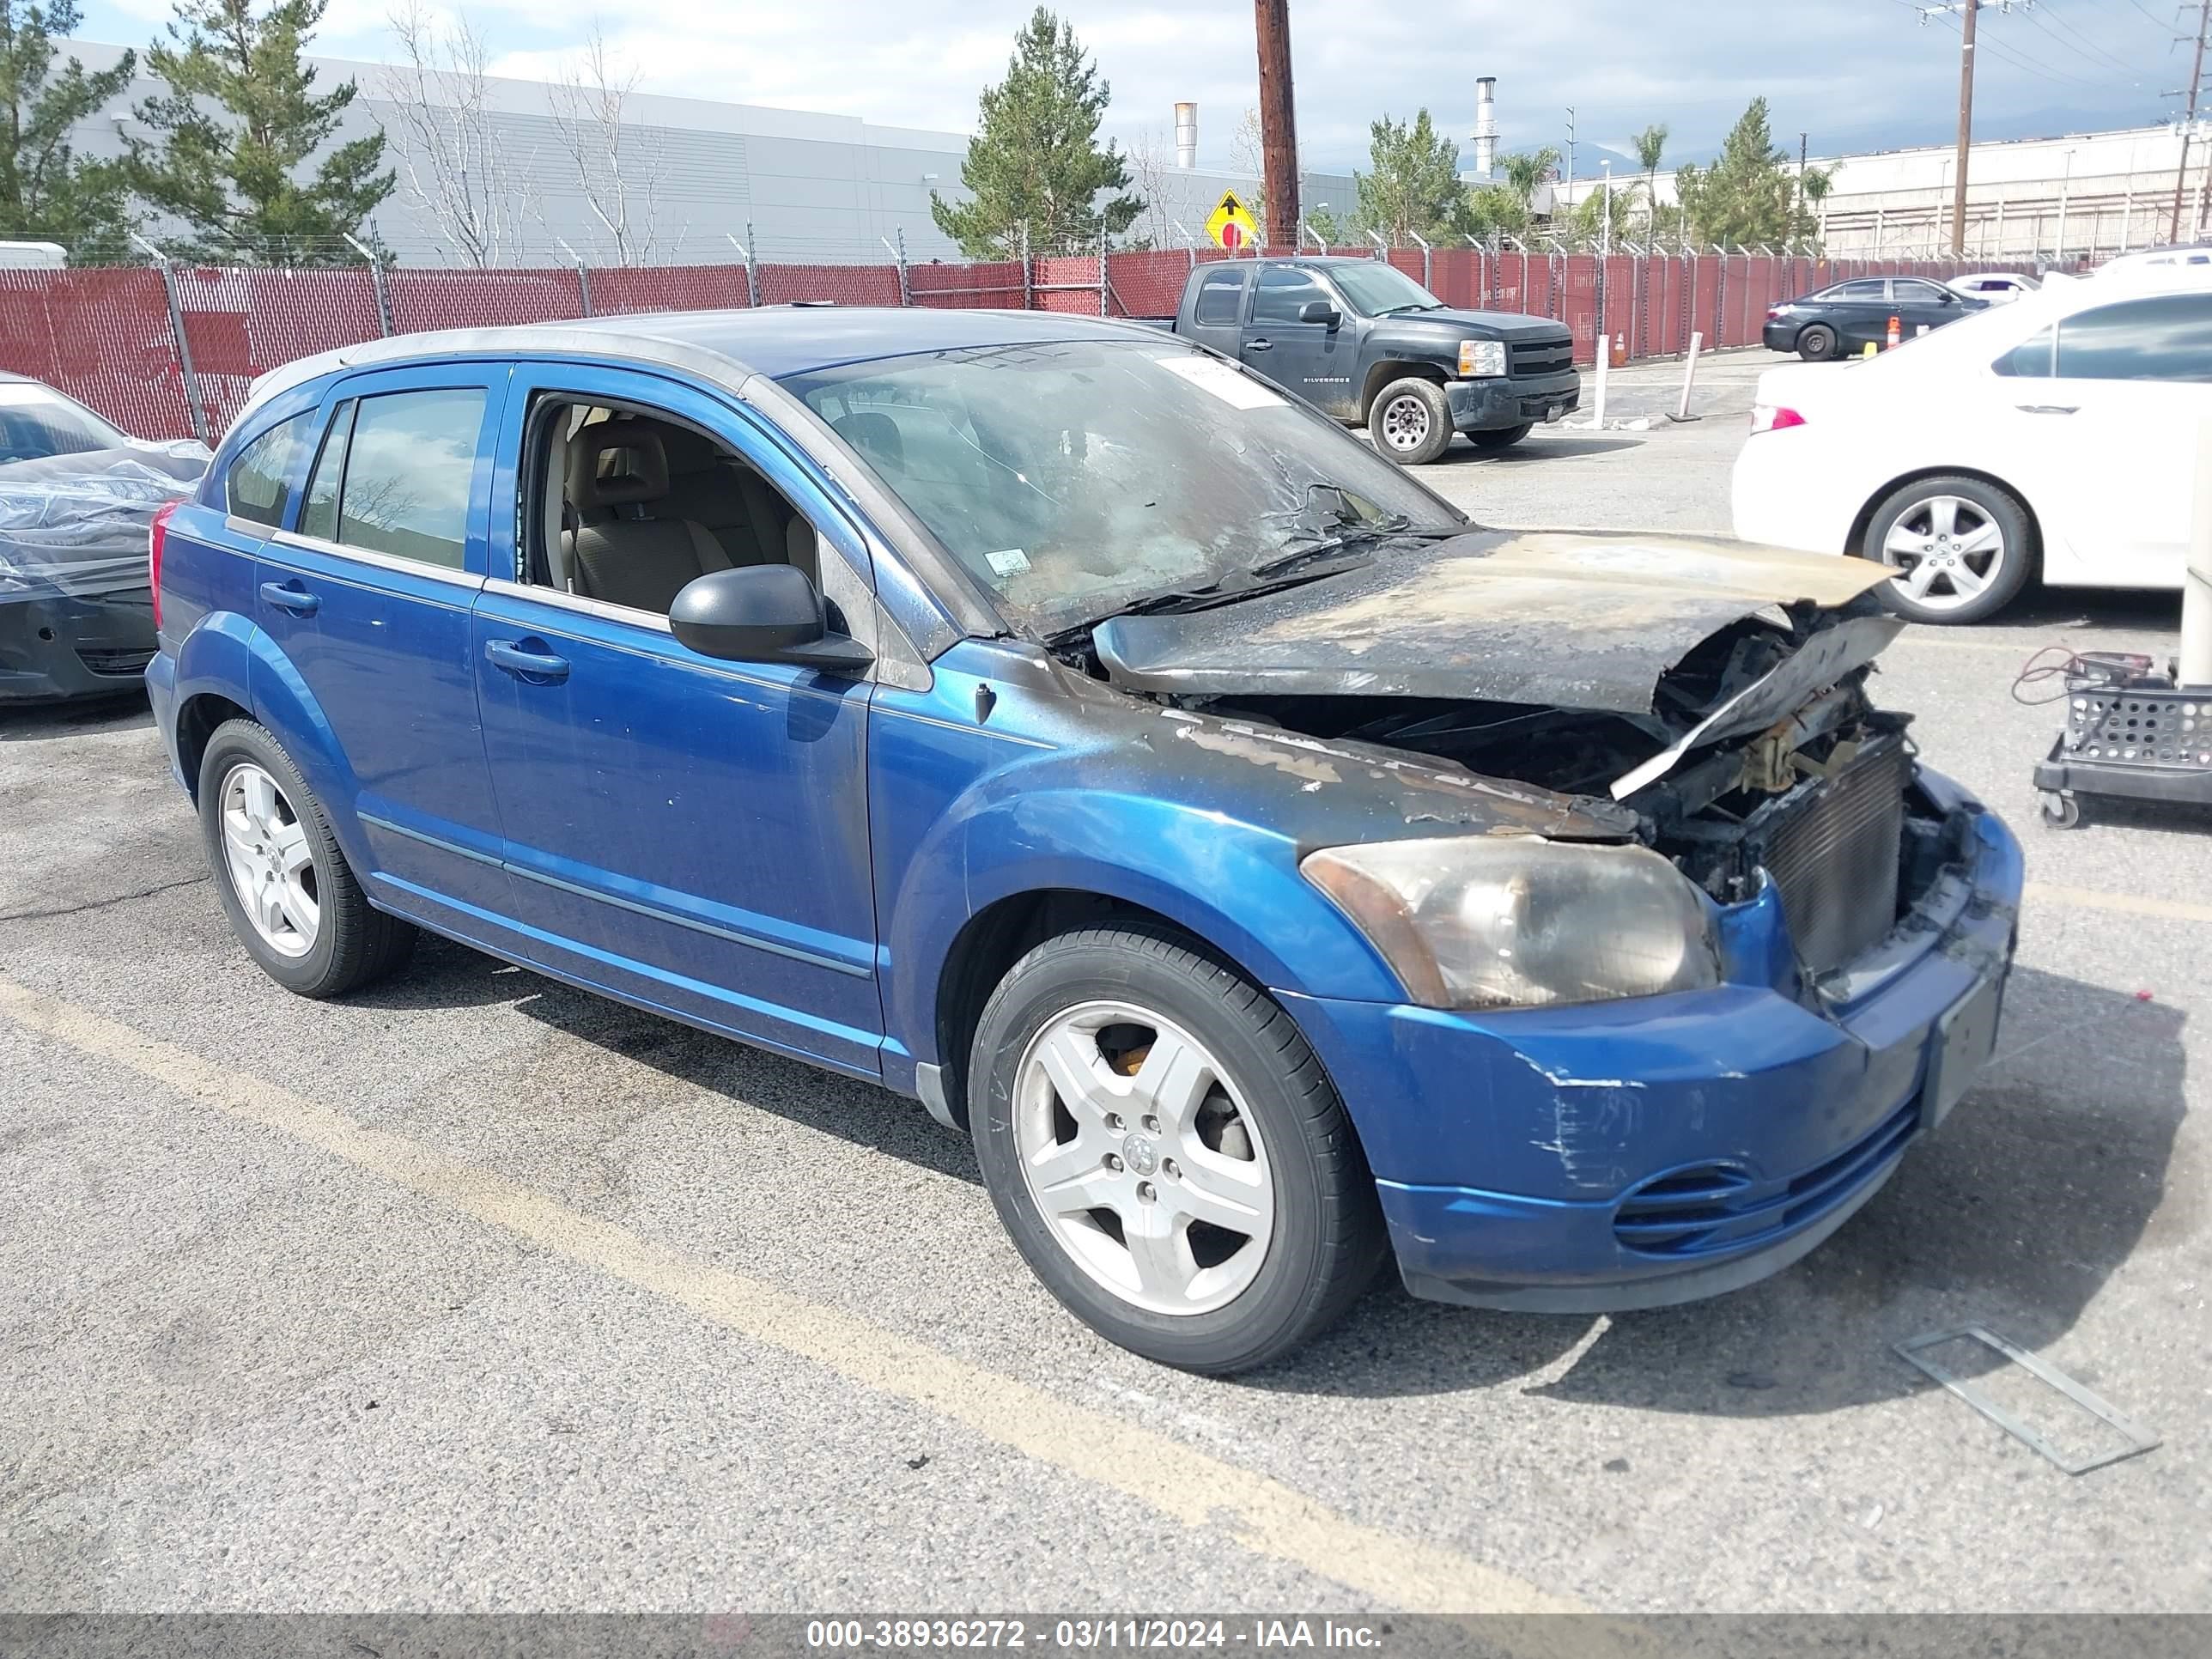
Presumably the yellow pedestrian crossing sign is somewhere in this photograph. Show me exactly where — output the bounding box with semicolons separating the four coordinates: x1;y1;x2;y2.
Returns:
1205;190;1261;252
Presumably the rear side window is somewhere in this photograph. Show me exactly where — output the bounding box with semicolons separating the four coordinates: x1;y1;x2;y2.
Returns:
1193;268;1248;326
1823;280;1887;301
225;412;313;526
310;388;486;569
2054;295;2212;382
1994;326;2054;378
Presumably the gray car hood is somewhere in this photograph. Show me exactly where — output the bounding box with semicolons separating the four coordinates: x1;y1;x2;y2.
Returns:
1093;527;1897;718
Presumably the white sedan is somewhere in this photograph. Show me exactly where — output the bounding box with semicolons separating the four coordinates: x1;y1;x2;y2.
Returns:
1949;271;2039;304
1731;267;2212;623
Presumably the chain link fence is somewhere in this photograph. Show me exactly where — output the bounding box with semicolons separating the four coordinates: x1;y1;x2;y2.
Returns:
2;244;2033;441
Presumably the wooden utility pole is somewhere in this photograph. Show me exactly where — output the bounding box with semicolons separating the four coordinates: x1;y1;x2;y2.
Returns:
2173;0;2211;241
1254;0;1298;250
1952;0;1978;254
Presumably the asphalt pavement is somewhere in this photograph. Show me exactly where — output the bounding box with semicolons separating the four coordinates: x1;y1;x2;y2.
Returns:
3;352;2207;1618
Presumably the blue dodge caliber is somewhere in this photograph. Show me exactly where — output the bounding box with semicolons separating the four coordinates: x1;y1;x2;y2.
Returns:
147;308;2020;1372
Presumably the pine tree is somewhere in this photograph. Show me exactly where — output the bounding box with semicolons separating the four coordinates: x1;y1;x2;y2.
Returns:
1352;109;1466;245
0;0;136;258
126;0;392;264
1674;98;1822;248
931;7;1140;258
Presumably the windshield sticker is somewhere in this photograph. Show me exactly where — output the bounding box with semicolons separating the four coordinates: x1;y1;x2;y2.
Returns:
1157;356;1287;410
986;547;1032;576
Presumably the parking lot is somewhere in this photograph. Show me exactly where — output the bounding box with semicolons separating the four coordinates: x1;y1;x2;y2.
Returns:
3;349;2207;1617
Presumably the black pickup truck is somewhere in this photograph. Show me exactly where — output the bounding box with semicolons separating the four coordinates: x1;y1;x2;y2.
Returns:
1167;256;1579;465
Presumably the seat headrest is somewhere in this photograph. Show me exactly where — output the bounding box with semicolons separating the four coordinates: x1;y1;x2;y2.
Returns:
833;410;904;474
569;426;670;511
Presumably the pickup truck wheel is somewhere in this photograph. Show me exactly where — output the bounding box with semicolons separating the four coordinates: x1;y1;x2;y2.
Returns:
1368;378;1453;465
198;718;416;998
969;925;1385;1374
1467;422;1533;453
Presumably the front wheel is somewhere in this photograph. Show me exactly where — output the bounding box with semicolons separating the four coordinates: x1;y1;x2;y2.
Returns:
1467;422;1534;453
969;926;1386;1373
198;719;416;997
1366;377;1454;465
1859;475;2034;623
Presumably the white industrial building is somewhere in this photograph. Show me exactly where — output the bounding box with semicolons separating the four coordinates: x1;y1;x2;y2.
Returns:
1553;123;2208;261
57;38;1354;266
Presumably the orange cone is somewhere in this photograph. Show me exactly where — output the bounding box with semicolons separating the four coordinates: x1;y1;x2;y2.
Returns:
1887;313;1902;349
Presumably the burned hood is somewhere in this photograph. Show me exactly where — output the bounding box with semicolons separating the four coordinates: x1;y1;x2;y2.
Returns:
1093;529;1898;714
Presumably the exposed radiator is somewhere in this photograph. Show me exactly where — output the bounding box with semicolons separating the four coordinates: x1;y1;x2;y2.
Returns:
1759;737;1911;977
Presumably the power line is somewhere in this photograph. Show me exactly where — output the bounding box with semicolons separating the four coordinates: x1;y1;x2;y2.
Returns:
2027;0;2153;74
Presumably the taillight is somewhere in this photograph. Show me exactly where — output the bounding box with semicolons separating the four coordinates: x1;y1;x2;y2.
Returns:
149;500;178;630
1750;404;1806;434
1766;307;1784;320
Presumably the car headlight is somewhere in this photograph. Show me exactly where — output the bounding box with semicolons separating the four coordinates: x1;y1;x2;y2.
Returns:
1457;339;1508;378
1301;836;1721;1010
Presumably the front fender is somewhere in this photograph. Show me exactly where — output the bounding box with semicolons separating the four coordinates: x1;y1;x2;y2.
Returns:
882;762;1409;1069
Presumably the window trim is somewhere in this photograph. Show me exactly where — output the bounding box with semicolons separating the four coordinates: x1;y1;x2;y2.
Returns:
265;526;486;590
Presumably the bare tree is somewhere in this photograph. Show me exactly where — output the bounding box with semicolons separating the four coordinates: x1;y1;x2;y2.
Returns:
1124;126;1179;249
379;2;532;266
546;27;665;267
1231;106;1266;222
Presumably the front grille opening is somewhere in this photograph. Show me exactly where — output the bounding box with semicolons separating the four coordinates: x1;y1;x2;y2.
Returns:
76;647;155;677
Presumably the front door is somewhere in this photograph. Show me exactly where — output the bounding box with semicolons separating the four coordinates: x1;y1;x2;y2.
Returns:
471;362;884;1075
1243;266;1358;416
251;367;514;921
1988;291;2212;587
1890;277;1966;340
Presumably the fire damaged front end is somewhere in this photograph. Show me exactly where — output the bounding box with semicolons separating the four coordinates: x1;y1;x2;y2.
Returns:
1085;529;2022;1310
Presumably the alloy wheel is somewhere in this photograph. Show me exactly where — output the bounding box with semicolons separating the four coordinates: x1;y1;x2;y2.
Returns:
1880;494;2007;614
219;762;319;958
1011;1000;1274;1316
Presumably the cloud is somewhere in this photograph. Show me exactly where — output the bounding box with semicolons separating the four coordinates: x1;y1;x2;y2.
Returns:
79;0;2169;170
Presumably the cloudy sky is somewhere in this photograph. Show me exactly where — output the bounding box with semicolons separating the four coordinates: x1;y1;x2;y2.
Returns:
74;0;2189;172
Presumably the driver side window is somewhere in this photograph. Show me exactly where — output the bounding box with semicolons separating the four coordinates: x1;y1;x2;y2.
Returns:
1252;268;1329;324
519;398;822;618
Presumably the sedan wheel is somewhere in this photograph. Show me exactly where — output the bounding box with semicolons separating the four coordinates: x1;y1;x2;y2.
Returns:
1861;475;2034;624
1011;1000;1273;1316
1880;495;2006;615
219;761;319;957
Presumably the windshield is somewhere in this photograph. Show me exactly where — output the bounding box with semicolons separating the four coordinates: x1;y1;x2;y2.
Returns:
782;339;1466;636
0;381;133;465
1328;264;1446;317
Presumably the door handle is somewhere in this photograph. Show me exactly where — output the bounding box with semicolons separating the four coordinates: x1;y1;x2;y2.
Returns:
1246;337;1273;351
2014;404;2078;415
484;638;570;683
258;580;320;617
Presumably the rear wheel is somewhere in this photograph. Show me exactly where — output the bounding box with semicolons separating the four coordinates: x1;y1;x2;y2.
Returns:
969;926;1385;1373
1467;422;1534;453
1797;324;1838;362
198;719;416;997
1860;475;2034;624
1366;377;1453;465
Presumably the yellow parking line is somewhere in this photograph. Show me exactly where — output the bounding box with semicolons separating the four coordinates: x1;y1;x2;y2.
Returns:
2027;880;2212;927
0;975;1584;1618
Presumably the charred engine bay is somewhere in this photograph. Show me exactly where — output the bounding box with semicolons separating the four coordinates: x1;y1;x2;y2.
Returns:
1119;611;1932;908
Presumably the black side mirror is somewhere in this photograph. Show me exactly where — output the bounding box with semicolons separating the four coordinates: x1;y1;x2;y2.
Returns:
1297;299;1342;327
669;564;873;673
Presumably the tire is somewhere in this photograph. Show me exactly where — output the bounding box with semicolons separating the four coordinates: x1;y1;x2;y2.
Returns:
1467;422;1534;453
1859;474;2035;624
1796;324;1838;362
1366;377;1454;465
968;925;1386;1374
198;718;416;998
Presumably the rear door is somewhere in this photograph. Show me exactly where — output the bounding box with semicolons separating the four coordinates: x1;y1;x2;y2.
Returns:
1182;264;1250;358
1988;291;2212;587
252;365;513;920
1820;279;1892;351
1891;277;1967;339
1242;265;1357;416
